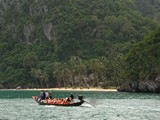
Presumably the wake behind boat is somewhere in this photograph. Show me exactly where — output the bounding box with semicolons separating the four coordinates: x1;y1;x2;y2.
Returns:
32;95;84;107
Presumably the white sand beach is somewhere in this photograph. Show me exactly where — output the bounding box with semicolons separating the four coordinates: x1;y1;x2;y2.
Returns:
22;87;117;92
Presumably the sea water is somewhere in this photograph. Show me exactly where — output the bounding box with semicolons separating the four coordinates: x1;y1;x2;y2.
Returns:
0;90;160;120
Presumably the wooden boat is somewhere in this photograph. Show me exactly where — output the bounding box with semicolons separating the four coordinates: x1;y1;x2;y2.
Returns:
32;96;84;107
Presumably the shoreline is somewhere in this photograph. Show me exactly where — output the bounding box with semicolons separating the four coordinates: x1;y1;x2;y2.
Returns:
0;88;117;92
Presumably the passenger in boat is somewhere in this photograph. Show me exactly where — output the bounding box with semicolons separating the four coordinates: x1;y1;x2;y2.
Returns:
46;98;54;104
45;90;49;99
40;90;45;100
49;91;52;99
70;93;74;102
61;99;64;104
65;98;70;104
58;99;62;104
67;97;71;102
54;99;58;104
63;98;69;104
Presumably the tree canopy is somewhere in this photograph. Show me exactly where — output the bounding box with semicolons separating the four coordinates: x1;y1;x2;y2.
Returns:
0;0;160;89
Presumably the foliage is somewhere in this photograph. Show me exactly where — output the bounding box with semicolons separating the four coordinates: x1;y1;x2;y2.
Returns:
125;28;160;81
0;0;160;88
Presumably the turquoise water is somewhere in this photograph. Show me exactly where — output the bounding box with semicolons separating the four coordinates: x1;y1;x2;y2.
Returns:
0;90;160;120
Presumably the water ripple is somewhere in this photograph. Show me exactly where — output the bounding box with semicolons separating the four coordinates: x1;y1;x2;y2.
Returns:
0;91;160;120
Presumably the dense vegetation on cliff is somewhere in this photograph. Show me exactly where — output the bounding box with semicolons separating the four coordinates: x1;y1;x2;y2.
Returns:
0;0;160;89
125;28;160;82
118;28;160;92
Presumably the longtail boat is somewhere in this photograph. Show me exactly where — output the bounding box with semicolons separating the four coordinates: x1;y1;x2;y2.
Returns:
32;95;84;107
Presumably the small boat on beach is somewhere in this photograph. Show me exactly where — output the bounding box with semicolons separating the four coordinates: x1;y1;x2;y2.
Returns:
32;95;84;107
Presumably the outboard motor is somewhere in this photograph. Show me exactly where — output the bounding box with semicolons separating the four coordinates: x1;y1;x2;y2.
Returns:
78;95;84;101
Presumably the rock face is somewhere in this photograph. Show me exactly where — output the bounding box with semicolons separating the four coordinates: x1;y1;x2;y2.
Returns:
23;24;34;44
118;76;160;93
43;23;54;41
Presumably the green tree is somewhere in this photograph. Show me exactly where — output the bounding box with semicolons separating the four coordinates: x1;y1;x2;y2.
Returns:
23;52;38;70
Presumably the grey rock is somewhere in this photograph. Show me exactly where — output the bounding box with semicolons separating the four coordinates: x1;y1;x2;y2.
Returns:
43;23;53;41
23;24;34;43
118;80;160;93
16;86;22;89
